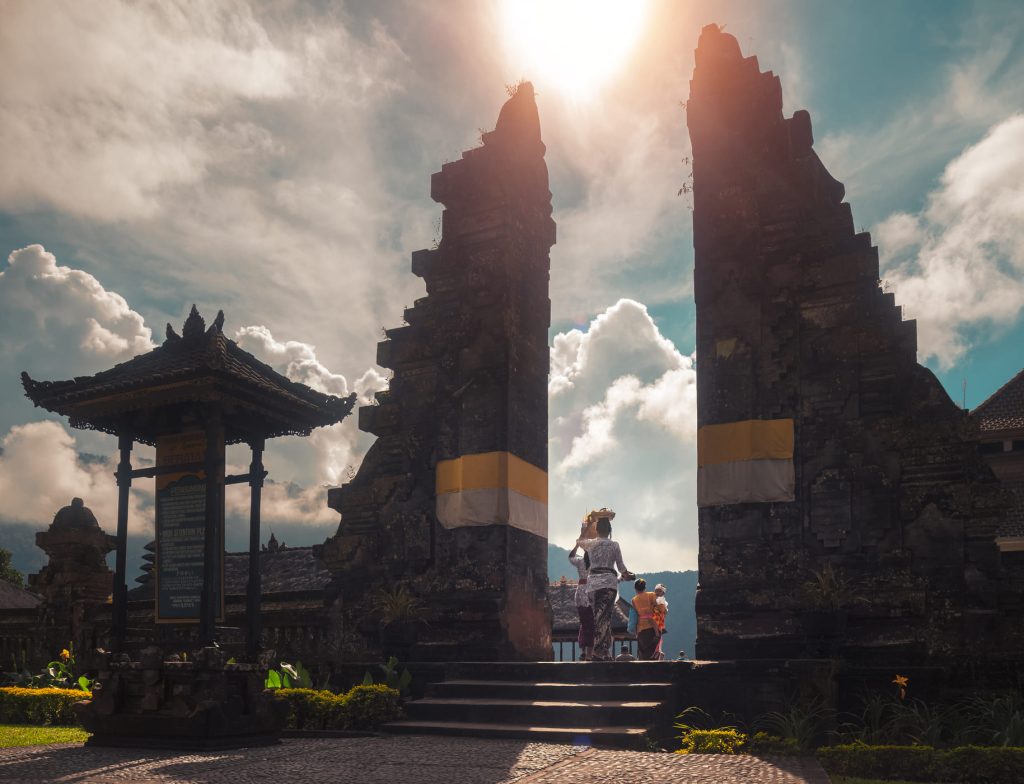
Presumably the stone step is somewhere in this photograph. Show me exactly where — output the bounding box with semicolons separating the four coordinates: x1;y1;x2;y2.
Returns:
426;679;674;701
380;719;649;748
441;660;687;683
403;696;666;725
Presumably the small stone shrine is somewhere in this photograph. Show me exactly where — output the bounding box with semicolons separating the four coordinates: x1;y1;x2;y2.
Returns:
323;82;556;660
29;497;115;658
22;307;354;748
687;25;1016;665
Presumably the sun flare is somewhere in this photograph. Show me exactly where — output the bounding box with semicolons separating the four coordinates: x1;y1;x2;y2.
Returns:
501;0;650;99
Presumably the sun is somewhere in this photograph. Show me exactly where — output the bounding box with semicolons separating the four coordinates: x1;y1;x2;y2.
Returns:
501;0;650;99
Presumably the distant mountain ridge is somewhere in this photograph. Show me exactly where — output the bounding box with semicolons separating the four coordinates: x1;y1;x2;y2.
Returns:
548;543;697;660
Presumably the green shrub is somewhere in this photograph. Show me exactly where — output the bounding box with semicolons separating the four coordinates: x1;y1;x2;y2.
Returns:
344;684;401;728
276;688;340;730
818;744;1024;784
275;684;400;731
676;728;747;755
938;745;1024;783
747;731;801;756
0;687;87;725
818;744;939;781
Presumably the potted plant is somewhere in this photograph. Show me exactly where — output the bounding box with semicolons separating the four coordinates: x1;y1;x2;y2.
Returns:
374;585;425;655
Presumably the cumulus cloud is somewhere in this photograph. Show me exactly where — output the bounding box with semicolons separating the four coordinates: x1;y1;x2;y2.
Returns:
877;114;1024;368
0;244;154;363
224;479;336;530
236;324;388;487
0;421;151;534
0;0;424;396
0;244;156;446
549;299;698;572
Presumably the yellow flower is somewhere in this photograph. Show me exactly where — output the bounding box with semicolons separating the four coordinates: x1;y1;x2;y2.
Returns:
892;674;909;688
59;649;71;661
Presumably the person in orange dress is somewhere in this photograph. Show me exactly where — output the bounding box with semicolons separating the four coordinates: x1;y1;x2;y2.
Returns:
630;578;662;661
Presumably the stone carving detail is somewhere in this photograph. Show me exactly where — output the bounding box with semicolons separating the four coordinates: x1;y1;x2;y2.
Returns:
688;25;1012;663
322;83;556;661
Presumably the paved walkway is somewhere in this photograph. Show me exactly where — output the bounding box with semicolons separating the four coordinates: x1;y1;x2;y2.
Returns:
0;736;831;784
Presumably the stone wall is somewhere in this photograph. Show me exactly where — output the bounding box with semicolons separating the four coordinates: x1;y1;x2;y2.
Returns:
687;25;1014;664
322;82;556;661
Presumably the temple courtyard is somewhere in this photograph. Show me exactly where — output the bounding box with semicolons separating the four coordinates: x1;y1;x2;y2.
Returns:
0;736;830;784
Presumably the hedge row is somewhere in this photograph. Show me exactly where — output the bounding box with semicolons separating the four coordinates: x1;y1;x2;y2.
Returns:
276;684;401;731
818;744;1024;784
676;729;801;755
0;687;87;725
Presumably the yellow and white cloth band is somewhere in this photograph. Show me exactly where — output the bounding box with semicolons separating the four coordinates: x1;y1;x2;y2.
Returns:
697;418;795;507
436;451;547;537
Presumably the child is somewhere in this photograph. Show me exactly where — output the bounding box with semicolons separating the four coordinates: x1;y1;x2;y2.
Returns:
630;578;661;661
653;583;669;660
567;520;594;661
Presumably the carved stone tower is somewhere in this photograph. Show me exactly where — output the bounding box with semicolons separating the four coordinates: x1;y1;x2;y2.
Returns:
688;26;1008;663
323;83;555;660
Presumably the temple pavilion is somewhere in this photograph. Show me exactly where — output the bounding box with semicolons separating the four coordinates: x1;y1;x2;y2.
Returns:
22;305;355;657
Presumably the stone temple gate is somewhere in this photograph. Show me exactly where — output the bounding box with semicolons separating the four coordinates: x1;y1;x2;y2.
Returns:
321;82;555;661
688;25;1021;665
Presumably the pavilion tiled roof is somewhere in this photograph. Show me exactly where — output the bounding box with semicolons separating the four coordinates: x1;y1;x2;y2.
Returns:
972;367;1024;434
0;579;41;610
129;542;331;600
21;306;355;444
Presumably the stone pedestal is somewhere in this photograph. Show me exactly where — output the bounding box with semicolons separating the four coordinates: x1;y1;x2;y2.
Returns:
76;646;286;749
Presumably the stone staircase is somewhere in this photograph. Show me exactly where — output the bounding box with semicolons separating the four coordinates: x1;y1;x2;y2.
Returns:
382;661;679;748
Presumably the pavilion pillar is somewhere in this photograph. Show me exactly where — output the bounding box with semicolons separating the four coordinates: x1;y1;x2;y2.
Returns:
245;439;265;659
112;432;133;652
200;407;224;646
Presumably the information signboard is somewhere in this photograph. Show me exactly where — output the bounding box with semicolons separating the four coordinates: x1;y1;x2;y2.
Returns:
154;431;224;622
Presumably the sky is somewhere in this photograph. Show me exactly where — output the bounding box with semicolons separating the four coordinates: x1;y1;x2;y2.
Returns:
1;0;1023;582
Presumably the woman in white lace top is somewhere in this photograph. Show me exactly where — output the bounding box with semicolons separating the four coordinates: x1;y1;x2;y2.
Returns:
579;509;633;661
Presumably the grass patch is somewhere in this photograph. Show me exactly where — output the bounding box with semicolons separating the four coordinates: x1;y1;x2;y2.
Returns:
0;724;89;748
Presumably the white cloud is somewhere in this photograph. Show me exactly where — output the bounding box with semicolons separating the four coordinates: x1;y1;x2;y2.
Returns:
0;0;296;221
878;114;1024;368
224;479;336;530
0;421;151;535
235;325;351;397
0;1;422;397
817;15;1024;218
0;244;156;449
549;299;698;572
235;325;388;487
0;244;154;363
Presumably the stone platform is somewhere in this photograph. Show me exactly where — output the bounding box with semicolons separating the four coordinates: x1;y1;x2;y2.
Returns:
0;736;831;784
76;647;286;750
